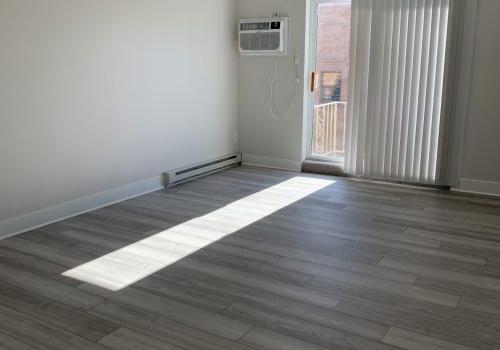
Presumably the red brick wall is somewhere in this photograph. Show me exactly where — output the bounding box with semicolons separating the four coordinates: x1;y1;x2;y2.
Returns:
315;3;351;104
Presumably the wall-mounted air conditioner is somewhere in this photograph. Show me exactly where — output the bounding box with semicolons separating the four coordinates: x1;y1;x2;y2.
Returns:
239;17;289;56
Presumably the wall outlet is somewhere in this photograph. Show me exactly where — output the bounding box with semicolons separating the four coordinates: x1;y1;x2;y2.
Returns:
233;132;239;145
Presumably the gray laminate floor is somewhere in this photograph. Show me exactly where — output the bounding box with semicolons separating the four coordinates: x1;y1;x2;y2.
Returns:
1;166;500;350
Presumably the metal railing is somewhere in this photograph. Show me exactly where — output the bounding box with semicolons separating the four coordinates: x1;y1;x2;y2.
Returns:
312;101;347;159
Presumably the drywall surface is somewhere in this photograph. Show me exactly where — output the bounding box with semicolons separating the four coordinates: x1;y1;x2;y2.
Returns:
237;0;307;169
458;0;500;194
0;0;238;223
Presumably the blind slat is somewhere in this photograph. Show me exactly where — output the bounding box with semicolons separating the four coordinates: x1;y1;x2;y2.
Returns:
414;0;436;179
405;0;425;181
421;0;441;179
377;0;395;176
429;0;449;180
383;0;402;177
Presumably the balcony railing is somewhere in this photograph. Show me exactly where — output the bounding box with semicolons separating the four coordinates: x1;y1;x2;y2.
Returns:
312;101;347;160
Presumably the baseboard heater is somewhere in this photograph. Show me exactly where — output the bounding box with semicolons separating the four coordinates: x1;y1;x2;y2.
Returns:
164;153;242;187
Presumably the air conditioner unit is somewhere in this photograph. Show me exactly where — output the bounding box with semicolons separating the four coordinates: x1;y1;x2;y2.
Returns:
239;17;288;56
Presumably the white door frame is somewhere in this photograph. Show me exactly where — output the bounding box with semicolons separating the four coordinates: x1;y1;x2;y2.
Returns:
303;0;319;161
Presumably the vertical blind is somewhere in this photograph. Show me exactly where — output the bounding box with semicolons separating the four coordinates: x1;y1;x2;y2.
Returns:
345;0;451;185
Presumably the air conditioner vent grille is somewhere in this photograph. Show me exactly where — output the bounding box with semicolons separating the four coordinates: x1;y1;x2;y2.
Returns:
240;32;281;51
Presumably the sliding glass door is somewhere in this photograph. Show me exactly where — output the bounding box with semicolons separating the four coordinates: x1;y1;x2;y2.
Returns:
307;0;455;185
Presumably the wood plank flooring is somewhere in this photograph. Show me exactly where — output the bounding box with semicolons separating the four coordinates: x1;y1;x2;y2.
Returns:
1;166;500;349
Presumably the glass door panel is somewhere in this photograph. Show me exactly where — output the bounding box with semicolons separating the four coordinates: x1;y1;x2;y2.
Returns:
308;0;352;163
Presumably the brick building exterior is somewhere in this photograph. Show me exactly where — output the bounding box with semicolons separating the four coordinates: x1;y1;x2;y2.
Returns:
315;3;351;104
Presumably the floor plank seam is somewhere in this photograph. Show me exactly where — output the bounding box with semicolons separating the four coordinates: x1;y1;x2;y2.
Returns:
0;277;97;312
0;329;45;350
218;300;239;316
226;299;395;348
0;302;115;347
235;325;255;342
86;302;249;348
92;325;123;345
84;297;111;312
299;274;316;287
0;243;71;272
101;326;194;350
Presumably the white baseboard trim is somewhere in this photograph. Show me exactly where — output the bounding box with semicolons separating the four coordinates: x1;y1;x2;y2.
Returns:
453;178;500;197
0;176;164;240
242;153;302;172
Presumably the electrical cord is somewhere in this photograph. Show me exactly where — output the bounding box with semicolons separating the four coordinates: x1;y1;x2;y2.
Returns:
268;55;301;121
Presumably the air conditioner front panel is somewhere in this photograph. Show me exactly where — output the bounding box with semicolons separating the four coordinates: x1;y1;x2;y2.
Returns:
239;17;288;56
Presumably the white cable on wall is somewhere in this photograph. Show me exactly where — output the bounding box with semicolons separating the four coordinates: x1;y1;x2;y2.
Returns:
268;55;301;121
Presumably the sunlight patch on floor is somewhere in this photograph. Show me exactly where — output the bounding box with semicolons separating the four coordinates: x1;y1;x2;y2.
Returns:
62;176;335;291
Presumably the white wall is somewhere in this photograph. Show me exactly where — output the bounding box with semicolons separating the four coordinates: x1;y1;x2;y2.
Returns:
237;0;307;171
0;0;238;233
456;0;500;196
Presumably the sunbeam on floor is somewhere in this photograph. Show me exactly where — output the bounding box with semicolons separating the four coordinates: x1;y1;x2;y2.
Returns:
62;176;335;291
